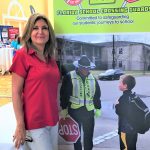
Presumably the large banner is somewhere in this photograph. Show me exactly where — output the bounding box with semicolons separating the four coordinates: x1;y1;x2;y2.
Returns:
54;0;150;34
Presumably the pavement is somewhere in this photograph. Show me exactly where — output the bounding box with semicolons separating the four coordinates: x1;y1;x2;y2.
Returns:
58;145;119;150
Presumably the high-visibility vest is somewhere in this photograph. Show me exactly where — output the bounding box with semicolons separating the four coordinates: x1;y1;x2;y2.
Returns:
69;70;96;111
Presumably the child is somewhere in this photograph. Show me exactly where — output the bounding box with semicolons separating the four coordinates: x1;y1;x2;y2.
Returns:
115;75;137;150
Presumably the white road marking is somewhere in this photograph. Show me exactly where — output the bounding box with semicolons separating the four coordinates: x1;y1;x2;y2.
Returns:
93;130;118;145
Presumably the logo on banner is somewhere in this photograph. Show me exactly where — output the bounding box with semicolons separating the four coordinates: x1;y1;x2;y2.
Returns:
59;116;80;143
65;0;82;5
122;0;139;7
64;0;82;9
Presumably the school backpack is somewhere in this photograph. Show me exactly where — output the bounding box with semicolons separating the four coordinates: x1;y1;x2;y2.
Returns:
128;92;150;134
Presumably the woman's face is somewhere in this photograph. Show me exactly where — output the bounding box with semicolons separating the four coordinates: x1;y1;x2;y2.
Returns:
31;19;49;50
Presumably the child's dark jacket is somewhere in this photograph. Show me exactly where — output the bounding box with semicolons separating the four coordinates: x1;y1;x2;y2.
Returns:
115;90;136;134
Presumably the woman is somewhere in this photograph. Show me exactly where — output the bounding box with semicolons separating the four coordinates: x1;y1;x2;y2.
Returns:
9;13;60;150
11;34;22;56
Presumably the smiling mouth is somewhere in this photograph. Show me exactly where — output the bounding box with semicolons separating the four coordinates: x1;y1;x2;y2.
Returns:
37;37;45;38
37;37;46;40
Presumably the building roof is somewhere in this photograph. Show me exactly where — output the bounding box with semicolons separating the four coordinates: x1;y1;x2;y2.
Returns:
94;41;150;48
57;37;150;49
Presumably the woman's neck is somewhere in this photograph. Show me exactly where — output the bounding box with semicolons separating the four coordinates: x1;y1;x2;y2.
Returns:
32;44;44;54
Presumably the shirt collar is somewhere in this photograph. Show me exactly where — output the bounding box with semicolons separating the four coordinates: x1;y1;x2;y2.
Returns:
27;48;36;55
123;90;132;94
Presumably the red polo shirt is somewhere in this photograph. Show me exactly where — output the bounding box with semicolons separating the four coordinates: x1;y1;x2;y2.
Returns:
10;47;60;130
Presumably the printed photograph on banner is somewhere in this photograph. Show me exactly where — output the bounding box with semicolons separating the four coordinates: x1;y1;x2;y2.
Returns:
56;33;150;76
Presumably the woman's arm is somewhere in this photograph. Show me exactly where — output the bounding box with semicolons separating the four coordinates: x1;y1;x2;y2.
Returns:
12;73;26;149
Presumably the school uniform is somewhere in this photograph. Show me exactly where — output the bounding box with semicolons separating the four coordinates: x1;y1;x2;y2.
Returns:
115;90;138;150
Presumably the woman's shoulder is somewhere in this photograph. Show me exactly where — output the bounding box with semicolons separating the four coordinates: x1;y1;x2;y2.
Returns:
15;47;28;56
50;57;58;65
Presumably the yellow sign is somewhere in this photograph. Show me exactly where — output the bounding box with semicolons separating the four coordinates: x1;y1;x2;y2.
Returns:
54;0;150;34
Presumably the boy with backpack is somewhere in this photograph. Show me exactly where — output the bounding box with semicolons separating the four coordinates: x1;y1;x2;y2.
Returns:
115;75;138;150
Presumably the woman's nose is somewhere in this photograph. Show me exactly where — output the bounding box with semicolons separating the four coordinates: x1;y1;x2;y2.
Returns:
37;28;43;33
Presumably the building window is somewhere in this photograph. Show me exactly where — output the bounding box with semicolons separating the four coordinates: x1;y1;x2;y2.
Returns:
66;50;73;55
119;48;123;54
119;61;122;67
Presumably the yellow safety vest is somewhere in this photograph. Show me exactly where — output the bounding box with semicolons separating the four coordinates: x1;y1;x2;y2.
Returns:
70;70;96;111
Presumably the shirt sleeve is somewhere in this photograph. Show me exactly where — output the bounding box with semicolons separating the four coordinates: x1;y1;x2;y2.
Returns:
93;79;101;109
115;95;130;117
9;50;29;78
60;73;72;109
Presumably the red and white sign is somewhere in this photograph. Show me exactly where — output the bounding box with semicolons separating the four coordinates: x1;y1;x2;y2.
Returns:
8;27;19;40
65;0;82;6
58;116;80;143
126;0;138;3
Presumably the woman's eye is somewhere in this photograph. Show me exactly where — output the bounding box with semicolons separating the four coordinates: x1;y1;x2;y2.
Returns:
42;27;48;30
32;26;48;30
33;27;39;30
